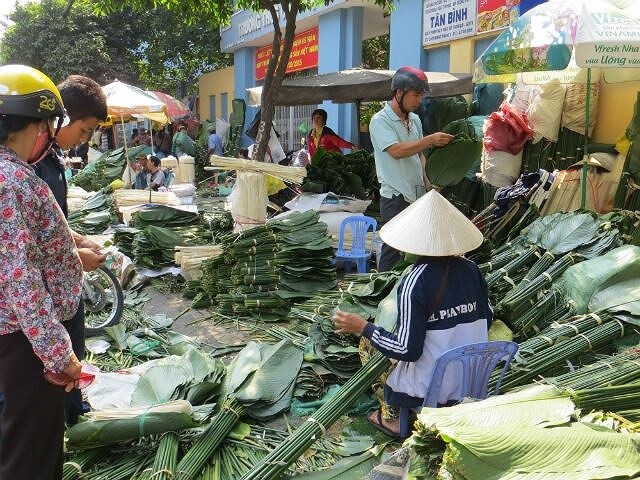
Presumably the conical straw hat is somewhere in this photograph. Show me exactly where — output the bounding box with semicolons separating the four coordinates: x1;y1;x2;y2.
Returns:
379;190;483;257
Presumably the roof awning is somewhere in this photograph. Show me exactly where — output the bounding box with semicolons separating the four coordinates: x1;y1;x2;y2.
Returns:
246;69;473;106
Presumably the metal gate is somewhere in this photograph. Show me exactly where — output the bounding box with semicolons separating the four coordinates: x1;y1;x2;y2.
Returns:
272;104;317;152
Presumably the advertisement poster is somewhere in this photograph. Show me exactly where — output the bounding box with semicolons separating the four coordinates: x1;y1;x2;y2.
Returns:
423;0;477;45
255;27;318;81
477;0;520;33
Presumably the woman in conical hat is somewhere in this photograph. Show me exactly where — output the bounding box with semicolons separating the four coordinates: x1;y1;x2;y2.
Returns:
333;190;492;438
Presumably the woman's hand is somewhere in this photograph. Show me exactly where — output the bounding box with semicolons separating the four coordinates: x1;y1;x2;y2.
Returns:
332;309;368;335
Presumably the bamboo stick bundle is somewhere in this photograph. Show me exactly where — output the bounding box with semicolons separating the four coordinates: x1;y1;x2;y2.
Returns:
209;155;307;184
114;189;181;208
175;245;223;281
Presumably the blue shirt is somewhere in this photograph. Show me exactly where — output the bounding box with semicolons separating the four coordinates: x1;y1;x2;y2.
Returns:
208;133;223;155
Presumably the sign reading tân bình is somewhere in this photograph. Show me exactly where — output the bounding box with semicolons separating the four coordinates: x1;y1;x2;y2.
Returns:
255;27;319;81
423;0;477;46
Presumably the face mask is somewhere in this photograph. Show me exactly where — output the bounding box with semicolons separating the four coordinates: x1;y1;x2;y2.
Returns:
27;128;52;164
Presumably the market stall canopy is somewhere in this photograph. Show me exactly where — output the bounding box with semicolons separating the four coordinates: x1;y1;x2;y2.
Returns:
246;68;473;106
147;91;191;122
102;80;167;119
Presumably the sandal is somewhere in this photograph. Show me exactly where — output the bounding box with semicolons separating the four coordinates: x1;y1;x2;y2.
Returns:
367;410;400;439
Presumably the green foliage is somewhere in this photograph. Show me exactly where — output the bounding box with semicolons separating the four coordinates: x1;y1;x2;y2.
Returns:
0;0;231;94
362;33;389;69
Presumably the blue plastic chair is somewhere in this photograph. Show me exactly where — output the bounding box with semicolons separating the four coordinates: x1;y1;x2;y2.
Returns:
334;215;377;273
398;340;519;439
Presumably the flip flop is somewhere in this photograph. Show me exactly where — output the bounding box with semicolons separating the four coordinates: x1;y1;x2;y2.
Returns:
367;410;400;439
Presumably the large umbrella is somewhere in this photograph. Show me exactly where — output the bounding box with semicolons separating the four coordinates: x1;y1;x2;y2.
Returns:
474;0;640;208
102;80;167;178
148;91;191;122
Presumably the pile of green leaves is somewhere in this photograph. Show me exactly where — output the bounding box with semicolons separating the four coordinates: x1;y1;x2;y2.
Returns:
132;225;185;269
269;210;337;298
426;118;482;188
302;149;378;199
67;189;117;235
70;145;149;192
129;205;201;229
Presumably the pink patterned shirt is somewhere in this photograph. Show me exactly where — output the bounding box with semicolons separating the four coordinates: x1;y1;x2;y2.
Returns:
0;145;83;372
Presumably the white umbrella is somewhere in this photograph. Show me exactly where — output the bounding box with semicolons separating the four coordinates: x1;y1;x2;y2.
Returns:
102;80;168;160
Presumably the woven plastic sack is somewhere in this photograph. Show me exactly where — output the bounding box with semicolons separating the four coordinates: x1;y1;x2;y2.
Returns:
527;79;566;143
561;79;601;136
480;147;522;187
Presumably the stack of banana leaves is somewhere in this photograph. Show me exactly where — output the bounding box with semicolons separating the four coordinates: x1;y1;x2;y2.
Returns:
478;211;622;321
69;145;148;192
216;226;288;320
129;205;200;229
200;208;234;242
112;226;139;259
67;188;117;235
301;149;378;199
286;271;401;399
269;210;337;299
409;384;640;480
131;225;187;269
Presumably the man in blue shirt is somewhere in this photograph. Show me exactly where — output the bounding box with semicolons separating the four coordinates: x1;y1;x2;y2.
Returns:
369;67;454;271
207;125;224;156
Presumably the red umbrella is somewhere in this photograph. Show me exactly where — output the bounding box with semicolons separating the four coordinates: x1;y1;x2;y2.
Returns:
148;91;191;122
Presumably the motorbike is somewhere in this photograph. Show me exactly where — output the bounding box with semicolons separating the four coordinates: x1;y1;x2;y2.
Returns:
82;266;124;336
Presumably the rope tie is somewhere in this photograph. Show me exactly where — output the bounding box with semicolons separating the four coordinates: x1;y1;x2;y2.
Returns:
150;469;174;478
613;318;625;337
540;335;554;346
306;416;327;436
486;261;493;272
65;462;82;474
502;275;516;287
139;407;152;437
565;323;580;335
577;333;593;351
541;272;553;284
589;312;603;325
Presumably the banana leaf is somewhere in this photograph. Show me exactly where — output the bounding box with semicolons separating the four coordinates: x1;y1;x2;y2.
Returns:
538;212;599;255
130;205;200;228
426;119;482;188
439;423;640;480
66;400;199;449
291;445;384;480
225;340;303;408
415;384;573;432
559;245;640;314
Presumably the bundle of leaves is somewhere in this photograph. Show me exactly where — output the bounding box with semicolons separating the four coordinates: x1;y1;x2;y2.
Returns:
302;149;379;199
67;189;117;235
426;118;482;188
132;225;185;269
129;204;201;229
69;145;149;192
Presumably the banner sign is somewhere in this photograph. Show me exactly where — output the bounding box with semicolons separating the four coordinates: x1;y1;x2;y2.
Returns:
423;0;477;45
576;3;640;68
255;27;319;81
477;0;519;33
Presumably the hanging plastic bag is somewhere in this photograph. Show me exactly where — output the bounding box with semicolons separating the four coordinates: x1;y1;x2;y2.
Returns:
483;101;533;154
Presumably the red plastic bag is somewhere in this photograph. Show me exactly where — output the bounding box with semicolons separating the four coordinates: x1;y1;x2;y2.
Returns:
483;101;533;155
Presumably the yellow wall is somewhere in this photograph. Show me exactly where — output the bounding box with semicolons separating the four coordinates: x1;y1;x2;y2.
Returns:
592;81;640;144
198;66;235;122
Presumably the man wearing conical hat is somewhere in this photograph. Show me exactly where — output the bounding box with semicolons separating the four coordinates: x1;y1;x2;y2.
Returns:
333;190;492;438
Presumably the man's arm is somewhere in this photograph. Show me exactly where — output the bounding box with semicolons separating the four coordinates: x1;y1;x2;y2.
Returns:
385;132;454;159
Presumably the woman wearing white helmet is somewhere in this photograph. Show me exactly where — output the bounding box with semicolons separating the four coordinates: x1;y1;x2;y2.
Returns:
0;64;83;480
